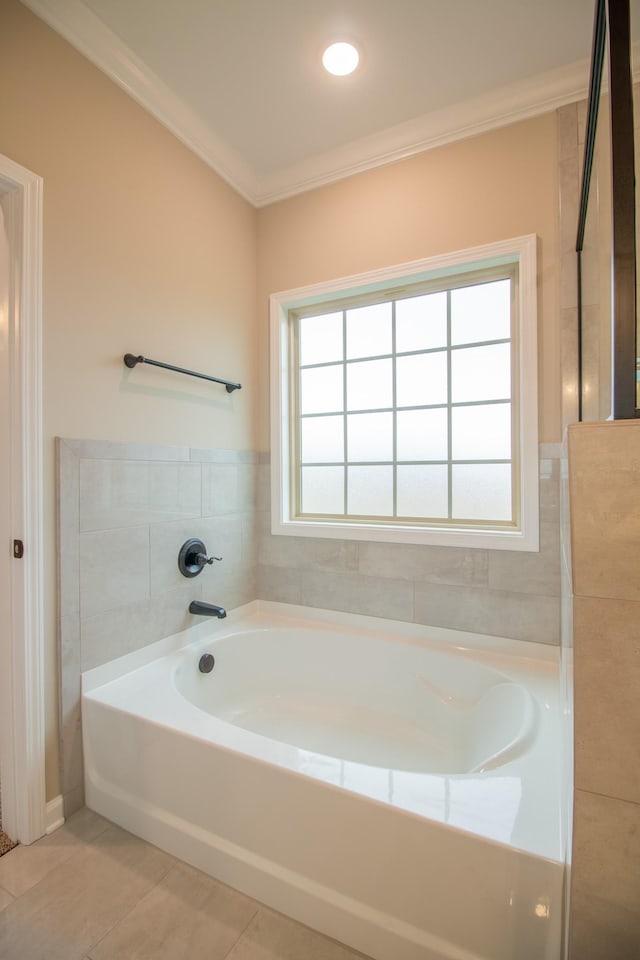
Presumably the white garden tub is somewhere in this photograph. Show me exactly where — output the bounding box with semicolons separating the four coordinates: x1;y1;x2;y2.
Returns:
82;601;565;960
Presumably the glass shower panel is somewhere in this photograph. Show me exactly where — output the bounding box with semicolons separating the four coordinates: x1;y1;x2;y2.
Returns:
581;89;613;422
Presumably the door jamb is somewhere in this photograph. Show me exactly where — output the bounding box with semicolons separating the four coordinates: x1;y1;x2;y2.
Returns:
0;154;45;844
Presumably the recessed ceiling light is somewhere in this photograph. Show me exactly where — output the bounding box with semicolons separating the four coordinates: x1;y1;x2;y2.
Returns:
322;41;360;77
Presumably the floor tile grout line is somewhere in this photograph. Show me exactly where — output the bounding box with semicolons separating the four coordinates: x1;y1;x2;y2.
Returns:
220;904;262;959
0;880;14;902
0;813;118;902
0;842;85;901
84;856;177;960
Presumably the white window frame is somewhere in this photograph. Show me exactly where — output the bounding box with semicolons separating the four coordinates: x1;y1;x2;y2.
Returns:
270;235;539;551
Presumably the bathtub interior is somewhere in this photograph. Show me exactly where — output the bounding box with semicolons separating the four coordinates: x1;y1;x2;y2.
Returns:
174;626;536;775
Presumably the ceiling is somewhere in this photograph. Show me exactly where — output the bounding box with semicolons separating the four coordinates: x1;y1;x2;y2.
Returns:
21;0;639;206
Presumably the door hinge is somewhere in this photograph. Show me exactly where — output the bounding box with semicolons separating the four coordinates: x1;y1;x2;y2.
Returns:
13;539;24;559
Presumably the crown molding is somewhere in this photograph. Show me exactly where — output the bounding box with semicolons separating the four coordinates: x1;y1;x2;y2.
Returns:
22;0;636;208
252;59;591;205
21;0;257;202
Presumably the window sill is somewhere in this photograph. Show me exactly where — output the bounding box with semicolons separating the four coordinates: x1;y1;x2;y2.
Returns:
271;516;539;552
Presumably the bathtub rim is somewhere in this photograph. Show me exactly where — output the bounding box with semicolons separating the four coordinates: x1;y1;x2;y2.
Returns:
82;599;560;695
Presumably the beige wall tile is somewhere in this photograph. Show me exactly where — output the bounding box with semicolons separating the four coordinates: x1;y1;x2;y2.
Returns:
257;565;302;605
79;526;150;619
80;582;204;671
569;421;640;602
299;569;414;622
488;522;560;596
570;790;640;959
57;440;80;620
414;582;560;644
79;459;202;531
539;459;560;523
573;596;640;803
359;541;487;586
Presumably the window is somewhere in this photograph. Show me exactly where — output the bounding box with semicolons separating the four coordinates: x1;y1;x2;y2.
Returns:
270;236;539;551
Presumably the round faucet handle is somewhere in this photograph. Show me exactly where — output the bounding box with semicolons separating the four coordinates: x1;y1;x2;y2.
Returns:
178;539;223;577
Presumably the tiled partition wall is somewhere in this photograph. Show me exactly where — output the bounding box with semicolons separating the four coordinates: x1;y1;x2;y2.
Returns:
567;421;640;958
256;446;562;646
57;438;258;816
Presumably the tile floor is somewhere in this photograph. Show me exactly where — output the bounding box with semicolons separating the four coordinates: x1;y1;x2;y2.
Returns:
0;808;370;960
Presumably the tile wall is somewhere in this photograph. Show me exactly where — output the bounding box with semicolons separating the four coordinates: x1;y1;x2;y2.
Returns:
57;438;258;816
256;446;562;646
567;421;640;958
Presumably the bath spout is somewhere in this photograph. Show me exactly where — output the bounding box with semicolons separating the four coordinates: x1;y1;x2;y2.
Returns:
189;600;227;619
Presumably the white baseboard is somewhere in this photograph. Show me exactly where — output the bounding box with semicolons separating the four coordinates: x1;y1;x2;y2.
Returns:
45;796;64;834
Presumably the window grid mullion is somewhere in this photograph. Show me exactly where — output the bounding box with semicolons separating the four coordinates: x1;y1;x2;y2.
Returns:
446;290;453;519
298;336;511;370
342;309;348;515
392;300;398;518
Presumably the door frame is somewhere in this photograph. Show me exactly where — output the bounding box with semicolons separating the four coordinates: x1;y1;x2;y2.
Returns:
0;154;45;844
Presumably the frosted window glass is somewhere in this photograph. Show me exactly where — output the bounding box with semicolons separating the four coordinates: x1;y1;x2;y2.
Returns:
452;464;512;521
346;302;392;359
396;408;448;461
347;412;393;462
348;466;393;516
299;312;343;365
452;404;511;460
451;343;510;403
396;292;447;352
301;415;344;463
397;465;448;518
347;358;392;411
301;466;345;514
396;352;447;407
451;279;511;345
300;365;344;414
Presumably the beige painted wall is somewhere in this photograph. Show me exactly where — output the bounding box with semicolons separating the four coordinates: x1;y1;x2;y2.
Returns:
256;112;560;447
0;0;257;799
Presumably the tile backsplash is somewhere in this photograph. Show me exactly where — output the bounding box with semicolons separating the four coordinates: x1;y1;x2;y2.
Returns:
57;438;258;816
58;438;561;817
256;445;562;646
